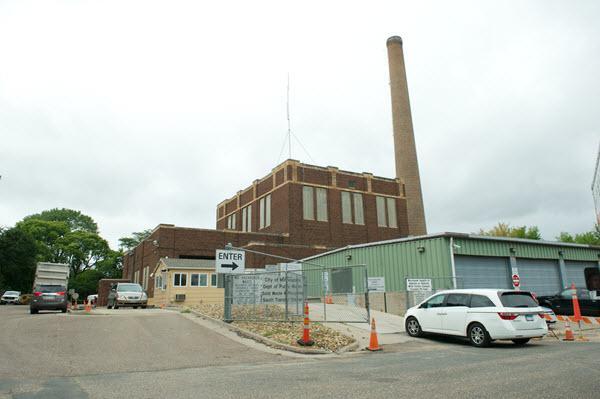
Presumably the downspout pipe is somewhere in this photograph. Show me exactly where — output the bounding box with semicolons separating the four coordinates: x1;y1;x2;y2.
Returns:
449;237;457;289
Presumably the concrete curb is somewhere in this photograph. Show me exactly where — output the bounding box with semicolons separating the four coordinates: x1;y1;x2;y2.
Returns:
188;309;358;355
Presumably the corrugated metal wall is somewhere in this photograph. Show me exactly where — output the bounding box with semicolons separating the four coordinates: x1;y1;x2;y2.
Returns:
453;237;600;261
304;237;452;291
303;235;600;294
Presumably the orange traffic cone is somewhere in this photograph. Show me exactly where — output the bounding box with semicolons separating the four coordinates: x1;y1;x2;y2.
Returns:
367;317;382;351
563;320;575;341
569;283;588;341
84;299;91;313
326;293;333;304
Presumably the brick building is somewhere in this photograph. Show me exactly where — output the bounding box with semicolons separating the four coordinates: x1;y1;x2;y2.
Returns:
123;159;410;299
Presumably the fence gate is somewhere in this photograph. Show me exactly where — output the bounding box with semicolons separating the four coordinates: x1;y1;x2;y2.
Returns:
223;264;370;323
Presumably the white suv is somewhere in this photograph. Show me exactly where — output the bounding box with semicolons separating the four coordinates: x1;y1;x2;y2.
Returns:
404;289;548;347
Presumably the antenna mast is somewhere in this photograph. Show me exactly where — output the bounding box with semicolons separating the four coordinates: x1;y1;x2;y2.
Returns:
287;73;291;160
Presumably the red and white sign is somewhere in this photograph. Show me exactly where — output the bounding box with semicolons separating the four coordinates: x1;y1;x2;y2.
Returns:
512;274;520;288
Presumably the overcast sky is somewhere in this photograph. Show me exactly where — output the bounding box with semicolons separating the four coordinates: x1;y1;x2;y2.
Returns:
1;1;599;248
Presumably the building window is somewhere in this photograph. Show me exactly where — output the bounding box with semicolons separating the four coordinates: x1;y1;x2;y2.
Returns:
190;273;208;287
386;197;397;228
155;274;162;289
161;272;167;290
259;194;271;229
173;273;187;287
341;191;352;224
376;196;387;227
210;274;218;287
227;213;236;230
353;193;364;225
143;266;149;290
316;188;328;222
303;186;314;220
341;191;364;225
242;205;252;232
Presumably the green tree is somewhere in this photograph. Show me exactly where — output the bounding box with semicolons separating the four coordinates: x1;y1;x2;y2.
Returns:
118;229;152;251
22;208;98;234
16;209;116;279
69;269;105;298
0;227;38;292
95;249;123;279
478;223;542;240
556;226;600;246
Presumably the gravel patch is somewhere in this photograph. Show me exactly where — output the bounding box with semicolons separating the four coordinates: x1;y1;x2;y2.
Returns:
190;304;355;352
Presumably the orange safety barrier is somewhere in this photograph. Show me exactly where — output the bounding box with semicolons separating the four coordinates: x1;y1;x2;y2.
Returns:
297;302;314;346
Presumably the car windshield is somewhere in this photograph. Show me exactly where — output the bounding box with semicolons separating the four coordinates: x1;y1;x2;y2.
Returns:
3;291;19;296
499;292;538;308
117;284;142;292
35;285;66;293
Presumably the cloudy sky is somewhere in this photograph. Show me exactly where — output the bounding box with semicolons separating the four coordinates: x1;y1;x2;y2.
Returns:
1;0;598;248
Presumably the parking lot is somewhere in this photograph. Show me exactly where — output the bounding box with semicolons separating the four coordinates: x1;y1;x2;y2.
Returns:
1;305;599;398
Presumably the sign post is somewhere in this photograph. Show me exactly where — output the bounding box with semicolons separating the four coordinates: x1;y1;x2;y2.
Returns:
216;249;245;274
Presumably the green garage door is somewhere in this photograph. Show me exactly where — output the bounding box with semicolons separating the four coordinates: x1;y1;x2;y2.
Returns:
517;259;561;296
455;256;511;289
565;261;597;290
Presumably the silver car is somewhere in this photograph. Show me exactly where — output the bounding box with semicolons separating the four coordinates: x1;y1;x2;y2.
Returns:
1;291;21;305
107;283;148;309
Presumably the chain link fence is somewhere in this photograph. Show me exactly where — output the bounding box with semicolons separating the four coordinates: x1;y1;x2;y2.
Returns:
223;264;370;323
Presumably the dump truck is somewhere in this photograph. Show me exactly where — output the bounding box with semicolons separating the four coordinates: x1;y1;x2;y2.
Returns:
33;262;70;287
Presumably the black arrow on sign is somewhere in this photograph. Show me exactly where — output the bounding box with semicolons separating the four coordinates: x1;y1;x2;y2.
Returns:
221;262;239;271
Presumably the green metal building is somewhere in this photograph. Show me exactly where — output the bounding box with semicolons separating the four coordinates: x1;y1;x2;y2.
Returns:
302;233;600;296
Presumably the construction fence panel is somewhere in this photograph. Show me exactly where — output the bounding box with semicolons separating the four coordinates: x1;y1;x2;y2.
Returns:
223;264;370;323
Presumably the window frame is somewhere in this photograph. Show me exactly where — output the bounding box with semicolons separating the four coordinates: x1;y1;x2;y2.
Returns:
353;193;364;225
210;274;218;287
469;294;495;308
341;191;352;224
302;186;315;220
173;272;188;287
316;188;328;222
386;197;398;228
420;294;446;308
444;293;470;307
190;273;208;287
376;196;387;227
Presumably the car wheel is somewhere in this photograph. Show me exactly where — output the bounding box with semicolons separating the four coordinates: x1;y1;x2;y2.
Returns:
61;307;67;313
405;316;423;337
468;323;491;347
30;308;38;314
141;305;147;309
511;338;530;345
114;304;119;309
133;306;138;309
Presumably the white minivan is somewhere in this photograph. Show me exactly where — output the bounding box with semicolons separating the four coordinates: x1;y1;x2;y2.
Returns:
404;289;548;347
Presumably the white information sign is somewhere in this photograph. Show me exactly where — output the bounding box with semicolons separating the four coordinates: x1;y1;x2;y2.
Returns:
216;249;245;274
368;277;385;292
406;278;433;292
232;271;303;315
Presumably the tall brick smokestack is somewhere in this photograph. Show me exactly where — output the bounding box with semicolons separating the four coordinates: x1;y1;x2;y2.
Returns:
386;35;427;235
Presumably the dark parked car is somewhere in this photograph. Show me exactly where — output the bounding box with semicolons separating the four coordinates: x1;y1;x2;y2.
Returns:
537;288;600;317
30;285;68;314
